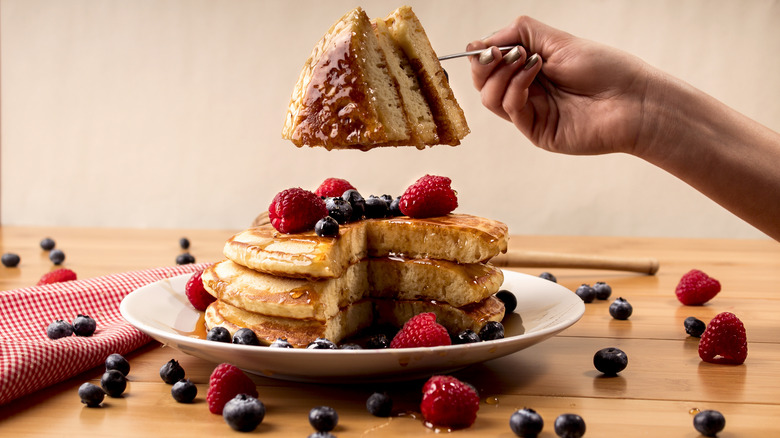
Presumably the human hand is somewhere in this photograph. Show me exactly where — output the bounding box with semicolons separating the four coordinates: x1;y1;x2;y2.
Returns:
468;16;654;156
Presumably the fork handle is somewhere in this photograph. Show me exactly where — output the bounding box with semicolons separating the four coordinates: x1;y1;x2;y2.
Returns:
491;250;660;275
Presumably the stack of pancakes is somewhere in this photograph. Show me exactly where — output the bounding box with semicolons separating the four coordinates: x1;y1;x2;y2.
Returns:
202;214;509;348
281;5;469;150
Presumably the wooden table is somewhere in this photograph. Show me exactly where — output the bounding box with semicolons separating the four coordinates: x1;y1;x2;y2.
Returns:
1;226;779;436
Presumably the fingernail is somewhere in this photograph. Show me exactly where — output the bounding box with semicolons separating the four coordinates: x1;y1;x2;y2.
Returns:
523;53;540;70
478;48;494;65
503;46;522;65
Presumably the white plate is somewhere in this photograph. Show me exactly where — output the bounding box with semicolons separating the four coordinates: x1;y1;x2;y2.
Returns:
120;270;584;382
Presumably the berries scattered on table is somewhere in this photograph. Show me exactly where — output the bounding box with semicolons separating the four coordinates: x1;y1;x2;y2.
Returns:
78;382;105;408
593;347;628;376
269;187;328;234
495;289;517;314
399;175;458;218
105;353;130;376
185;270;216;311
693;409;726;437
207;326;232;343
390;312;452;348
101;369;127;397
40;237;56;250
232;328;261;346
684;316;706;338
315;216;340;237
698;312;747;365
37;268;77;285
309;406;339;432
72;314;97;337
223;394;266;432
307;338;338;349
269;338;294;348
46;320;74;339
364;195;389;218
176;253;196;265
539;272;557;283
207;363;258;415
575;284;596;303
366;392;393;417
553;413;586;438
509;407;544;437
479;321;505;341
49;249;66;265
171;379;198;403
159;359;186;384
315;177;356;198
324;197;353;224
2;252;20;267
342;189;366;221
179;237;190;250
593;282;612;300
420;375;480;430
675;269;721;306
609;297;633;320
453;329;481;344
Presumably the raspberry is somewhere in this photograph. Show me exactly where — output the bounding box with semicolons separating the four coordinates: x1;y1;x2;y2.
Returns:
675;269;721;305
420;375;479;429
185;270;215;311
207;363;258;414
37;268;77;285
698;312;747;365
314;177;356;198
390;312;451;348
268;188;328;234
399;175;458;218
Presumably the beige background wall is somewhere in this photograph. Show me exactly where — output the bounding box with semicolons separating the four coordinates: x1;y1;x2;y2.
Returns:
2;0;778;238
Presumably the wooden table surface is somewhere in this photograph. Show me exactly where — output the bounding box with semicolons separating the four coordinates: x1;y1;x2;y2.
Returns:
1;226;779;437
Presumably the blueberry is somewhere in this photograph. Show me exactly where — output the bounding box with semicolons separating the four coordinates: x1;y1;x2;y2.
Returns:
364;195;389;218
575;284;596;303
479;321;505;341
495;289;517;314
453;329;481;344
171;379;198;403
593;347;628;375
40;237;56;251
366;392;393;417
342;190;365;221
46;320;73;339
593;281;612;300
72;314;96;337
388;196;402;216
609;297;633;320
2;253;20;268
539;272;557;283
693;410;726;437
269;338;294;348
324;197;353;224
49;249;66;265
179;237;190;249
159;359;185;384
223;394;266;432
307;433;336;438
684;316;706;338
309;405;339;432
206;326;232;343
176;253;195;265
101;369;127;397
105;353;130;376
78;382;105;407
232;327;261;346
339;343;362;350
509;407;544;437
307;338;337;350
553;413;586;438
315;217;339;237
365;334;389;349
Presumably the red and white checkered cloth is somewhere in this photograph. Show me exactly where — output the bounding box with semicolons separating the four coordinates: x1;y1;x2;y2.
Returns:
0;264;208;405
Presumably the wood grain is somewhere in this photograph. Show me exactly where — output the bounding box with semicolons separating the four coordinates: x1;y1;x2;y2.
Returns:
1;226;779;436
